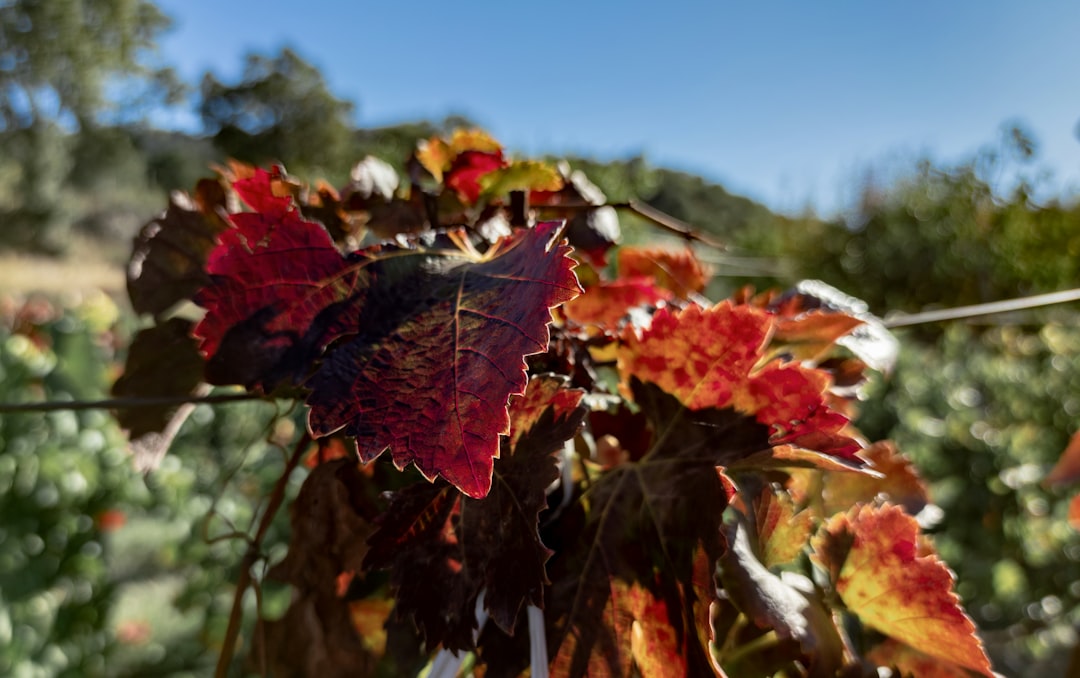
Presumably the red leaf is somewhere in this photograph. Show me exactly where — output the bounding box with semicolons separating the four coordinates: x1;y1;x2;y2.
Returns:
445;149;508;205
307;222;580;498
194;168;366;390
364;375;586;649
618;301;861;460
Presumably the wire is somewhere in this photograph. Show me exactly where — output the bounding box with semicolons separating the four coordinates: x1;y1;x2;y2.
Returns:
883;287;1080;328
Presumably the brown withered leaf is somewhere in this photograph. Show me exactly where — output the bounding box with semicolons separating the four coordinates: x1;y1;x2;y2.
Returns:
128;187;228;318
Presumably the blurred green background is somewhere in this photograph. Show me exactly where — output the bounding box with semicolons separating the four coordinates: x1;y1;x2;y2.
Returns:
4;1;1080;676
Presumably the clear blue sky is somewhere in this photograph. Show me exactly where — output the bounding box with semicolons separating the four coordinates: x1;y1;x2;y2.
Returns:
153;0;1080;216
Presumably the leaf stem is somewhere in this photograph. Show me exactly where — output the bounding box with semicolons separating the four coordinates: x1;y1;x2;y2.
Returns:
721;629;780;668
214;430;311;678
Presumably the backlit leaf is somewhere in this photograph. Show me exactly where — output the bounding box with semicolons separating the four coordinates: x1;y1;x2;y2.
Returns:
563;277;672;329
811;504;993;676
618;301;861;460
617;246;710;297
193;168;366;390
479;160;564;199
544;380;771;678
754;487;814;568
364;375;586;649
866;639;972;677
307;221;580;499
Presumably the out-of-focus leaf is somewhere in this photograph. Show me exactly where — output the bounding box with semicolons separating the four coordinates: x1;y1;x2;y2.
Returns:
804;440;930;516
347;156;399;203
270;459;376;592
717;520;845;677
111;318;205;469
811;504;993;676
754;487;814;568
446;150;507;205
563;277;672;330
127;188;228;318
364;375;586;650
618;246;710;297
252;593;374;678
478;160;563;199
308;221;580;499
1046;430;1080;486
866;639;972;677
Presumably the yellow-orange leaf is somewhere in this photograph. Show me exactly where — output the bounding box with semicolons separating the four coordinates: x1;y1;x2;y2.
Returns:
866;638;971;677
617;246;710;296
754;487;814;568
811;504;993;676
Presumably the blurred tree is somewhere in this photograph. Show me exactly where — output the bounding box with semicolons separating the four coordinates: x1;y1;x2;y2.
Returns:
0;0;179;253
199;48;358;181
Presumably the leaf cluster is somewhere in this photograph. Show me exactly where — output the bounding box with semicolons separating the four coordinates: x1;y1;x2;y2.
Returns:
111;129;997;676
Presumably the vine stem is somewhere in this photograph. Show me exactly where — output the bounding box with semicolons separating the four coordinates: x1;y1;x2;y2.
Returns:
214;430;311;678
0;391;261;413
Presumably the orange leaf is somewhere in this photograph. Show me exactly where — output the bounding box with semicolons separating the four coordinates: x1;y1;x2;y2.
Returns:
617;246;710;296
754;488;814;568
618;301;861;460
1069;493;1080;530
618;302;772;411
772;309;864;363
866;638;972;677
563;277;672;329
1046;429;1080;486
811;504;993;676
817;441;929;516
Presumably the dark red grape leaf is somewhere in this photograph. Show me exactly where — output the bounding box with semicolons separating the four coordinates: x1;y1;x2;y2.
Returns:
364;375;586;651
127;187;229;318
193;168;368;390
543;380;772;678
307;221;581;499
716;520;845;678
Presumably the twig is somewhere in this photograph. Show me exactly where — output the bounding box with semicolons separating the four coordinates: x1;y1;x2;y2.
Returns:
214;431;311;678
537;200;727;249
0;391;261;414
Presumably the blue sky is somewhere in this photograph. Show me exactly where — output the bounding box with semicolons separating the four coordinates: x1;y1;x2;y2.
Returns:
153;0;1080;215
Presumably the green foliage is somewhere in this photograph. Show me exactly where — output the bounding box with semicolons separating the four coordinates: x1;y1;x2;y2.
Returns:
858;322;1080;674
200;48;357;182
